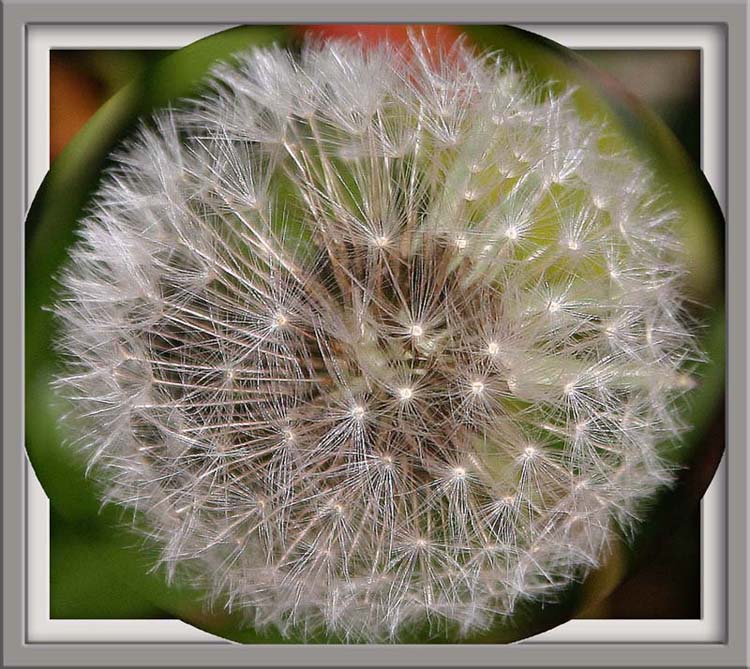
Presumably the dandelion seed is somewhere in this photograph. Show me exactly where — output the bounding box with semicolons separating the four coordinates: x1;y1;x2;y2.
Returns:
271;312;288;329
592;195;608;210
470;380;485;395
398;386;414;402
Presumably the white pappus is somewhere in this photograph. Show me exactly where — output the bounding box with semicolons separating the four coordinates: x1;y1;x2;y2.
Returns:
54;34;700;642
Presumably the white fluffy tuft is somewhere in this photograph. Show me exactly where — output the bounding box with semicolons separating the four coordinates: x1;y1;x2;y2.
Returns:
54;34;699;642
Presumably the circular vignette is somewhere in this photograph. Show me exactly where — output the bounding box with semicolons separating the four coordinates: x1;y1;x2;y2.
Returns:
26;25;725;644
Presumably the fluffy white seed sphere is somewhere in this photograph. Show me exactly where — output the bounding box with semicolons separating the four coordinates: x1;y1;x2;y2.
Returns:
54;36;698;642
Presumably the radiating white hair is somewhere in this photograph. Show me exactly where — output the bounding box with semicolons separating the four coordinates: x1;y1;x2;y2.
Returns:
54;34;699;642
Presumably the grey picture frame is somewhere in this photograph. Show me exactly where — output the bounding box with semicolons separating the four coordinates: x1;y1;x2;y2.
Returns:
3;1;747;667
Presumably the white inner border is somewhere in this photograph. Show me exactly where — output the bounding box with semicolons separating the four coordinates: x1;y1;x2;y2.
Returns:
25;23;727;645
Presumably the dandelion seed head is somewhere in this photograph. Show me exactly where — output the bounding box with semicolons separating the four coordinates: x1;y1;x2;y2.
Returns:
53;33;699;643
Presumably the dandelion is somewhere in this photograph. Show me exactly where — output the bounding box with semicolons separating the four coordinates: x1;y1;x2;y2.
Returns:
54;34;699;642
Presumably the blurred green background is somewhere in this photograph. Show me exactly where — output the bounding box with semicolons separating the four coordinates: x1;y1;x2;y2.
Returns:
28;25;724;638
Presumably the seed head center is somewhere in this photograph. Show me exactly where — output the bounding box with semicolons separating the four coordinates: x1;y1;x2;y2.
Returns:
398;386;414;401
272;312;288;329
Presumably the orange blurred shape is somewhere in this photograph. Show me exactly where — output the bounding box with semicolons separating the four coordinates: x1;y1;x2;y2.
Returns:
297;24;463;53
50;56;103;161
